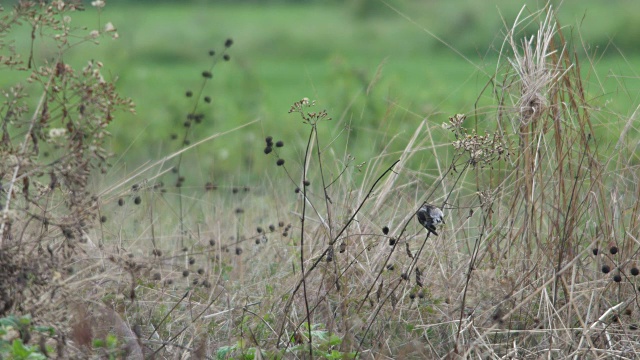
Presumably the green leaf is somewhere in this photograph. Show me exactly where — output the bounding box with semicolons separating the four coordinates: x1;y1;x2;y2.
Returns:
217;344;236;360
34;326;55;336
93;339;106;348
328;334;342;346
12;339;30;357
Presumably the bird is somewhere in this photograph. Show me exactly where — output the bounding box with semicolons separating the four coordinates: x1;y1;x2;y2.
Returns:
417;204;445;236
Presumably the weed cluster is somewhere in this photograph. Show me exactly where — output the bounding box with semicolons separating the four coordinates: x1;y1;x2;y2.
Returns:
1;2;640;360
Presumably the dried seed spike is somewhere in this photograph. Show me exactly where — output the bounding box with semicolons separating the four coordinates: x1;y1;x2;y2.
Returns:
376;280;384;301
405;243;414;259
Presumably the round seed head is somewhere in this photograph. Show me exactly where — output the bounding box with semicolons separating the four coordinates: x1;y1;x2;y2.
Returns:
382;226;389;235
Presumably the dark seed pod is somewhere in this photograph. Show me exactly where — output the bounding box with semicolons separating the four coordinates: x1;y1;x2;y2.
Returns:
631;267;639;276
276;159;285;166
610;246;619;255
613;274;622;283
382;226;389;235
602;265;611;274
134;196;141;205
592;248;598;256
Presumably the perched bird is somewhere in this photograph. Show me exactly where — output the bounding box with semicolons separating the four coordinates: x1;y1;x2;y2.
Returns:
417;204;445;236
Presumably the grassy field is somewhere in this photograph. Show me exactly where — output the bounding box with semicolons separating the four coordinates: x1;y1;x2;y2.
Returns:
4;1;639;180
2;1;640;359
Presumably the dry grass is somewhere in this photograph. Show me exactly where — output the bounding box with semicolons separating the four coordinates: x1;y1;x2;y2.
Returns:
1;2;640;359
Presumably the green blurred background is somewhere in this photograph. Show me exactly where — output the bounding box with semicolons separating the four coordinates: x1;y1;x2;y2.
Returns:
3;0;640;183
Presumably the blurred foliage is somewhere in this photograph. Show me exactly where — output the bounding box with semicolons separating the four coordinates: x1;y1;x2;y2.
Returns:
1;0;639;182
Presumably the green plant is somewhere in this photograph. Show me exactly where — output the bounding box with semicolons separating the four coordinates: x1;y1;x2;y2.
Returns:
0;315;54;359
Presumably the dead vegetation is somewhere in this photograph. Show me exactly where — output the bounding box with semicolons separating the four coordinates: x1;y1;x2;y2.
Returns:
1;2;639;359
